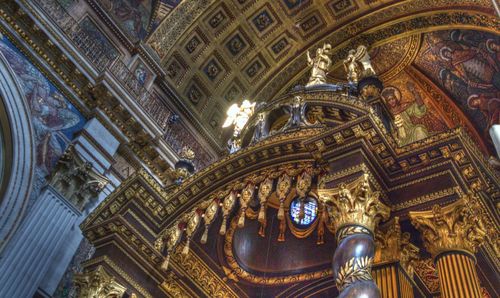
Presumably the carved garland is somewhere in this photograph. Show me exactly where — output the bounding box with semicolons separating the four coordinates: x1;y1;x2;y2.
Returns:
336;256;374;291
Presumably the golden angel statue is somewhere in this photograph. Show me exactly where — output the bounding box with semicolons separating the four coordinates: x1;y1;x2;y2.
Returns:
306;43;332;86
343;45;376;83
222;100;256;136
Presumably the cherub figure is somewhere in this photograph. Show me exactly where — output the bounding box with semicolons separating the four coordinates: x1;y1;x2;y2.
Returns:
306;43;332;86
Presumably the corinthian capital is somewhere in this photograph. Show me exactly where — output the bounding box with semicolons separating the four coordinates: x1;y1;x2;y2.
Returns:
74;265;126;298
374;217;419;277
318;173;390;233
48;145;108;211
409;197;486;257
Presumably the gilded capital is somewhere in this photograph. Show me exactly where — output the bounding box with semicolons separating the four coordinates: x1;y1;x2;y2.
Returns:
74;265;127;298
318;173;390;233
374;217;419;277
409;197;486;257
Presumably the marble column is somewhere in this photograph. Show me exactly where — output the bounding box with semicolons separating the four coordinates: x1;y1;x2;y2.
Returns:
0;145;108;297
490;124;500;158
409;196;486;298
373;217;419;298
318;172;390;297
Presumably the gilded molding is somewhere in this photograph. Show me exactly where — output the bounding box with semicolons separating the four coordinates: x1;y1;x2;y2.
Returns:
160;273;192;298
337;225;371;243
392;187;459;212
409;195;487;257
171;245;239;298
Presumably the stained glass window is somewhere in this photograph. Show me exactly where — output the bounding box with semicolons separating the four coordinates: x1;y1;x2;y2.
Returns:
290;197;318;226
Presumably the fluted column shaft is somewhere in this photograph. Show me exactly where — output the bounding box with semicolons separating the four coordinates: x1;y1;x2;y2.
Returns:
436;252;482;298
0;187;80;297
372;262;415;298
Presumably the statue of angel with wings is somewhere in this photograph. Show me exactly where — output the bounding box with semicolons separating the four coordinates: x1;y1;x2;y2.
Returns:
343;45;376;83
306;43;332;86
222;99;256;137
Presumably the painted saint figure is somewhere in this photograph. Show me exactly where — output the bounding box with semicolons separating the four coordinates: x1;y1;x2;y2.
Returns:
382;86;429;146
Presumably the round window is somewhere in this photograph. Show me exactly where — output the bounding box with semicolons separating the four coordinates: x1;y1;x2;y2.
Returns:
290;197;318;226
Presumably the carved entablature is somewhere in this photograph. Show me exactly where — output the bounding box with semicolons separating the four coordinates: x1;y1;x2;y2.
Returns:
48;145;108;211
409;195;487;257
374;217;420;277
74;265;127;298
318;172;390;233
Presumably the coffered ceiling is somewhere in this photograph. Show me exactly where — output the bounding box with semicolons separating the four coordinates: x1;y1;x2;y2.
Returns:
147;0;498;145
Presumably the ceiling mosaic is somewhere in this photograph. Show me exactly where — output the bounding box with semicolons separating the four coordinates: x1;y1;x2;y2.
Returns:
99;0;154;41
146;0;498;147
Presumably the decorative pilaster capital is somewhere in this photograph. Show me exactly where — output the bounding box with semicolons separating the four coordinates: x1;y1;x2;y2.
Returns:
48;145;108;211
74;265;127;298
409;196;487;257
374;217;420;277
318;172;390;233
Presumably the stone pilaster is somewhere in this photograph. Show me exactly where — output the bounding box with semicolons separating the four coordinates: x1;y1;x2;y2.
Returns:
319;172;390;297
0;145;107;297
409;196;486;298
39;118;119;295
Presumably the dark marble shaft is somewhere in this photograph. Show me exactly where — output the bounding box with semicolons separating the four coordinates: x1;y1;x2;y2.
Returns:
332;227;381;298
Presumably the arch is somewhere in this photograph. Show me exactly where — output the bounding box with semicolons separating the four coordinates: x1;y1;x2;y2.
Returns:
0;50;35;252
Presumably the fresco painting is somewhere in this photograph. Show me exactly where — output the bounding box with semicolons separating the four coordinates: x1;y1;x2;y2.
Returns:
381;71;448;146
0;34;86;177
100;0;153;41
415;29;500;136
